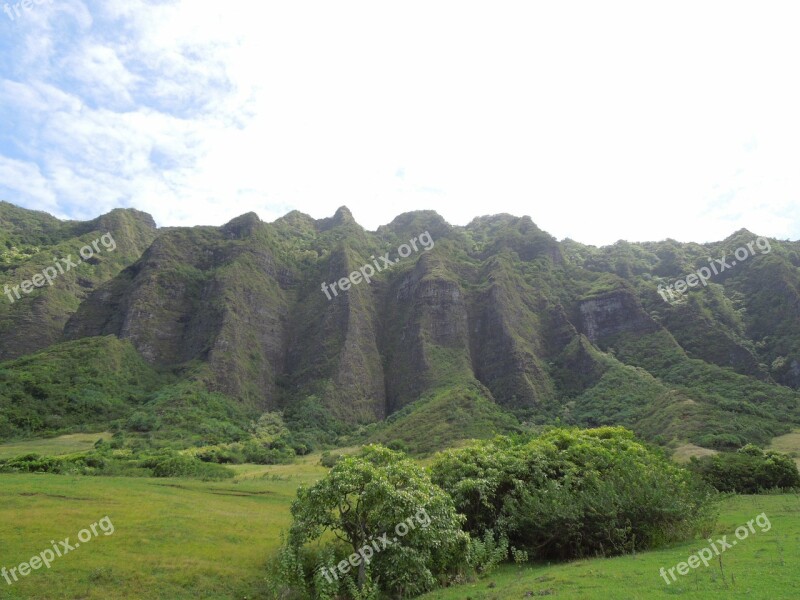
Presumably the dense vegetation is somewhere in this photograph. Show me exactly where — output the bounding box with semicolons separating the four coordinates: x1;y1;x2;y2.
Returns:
0;412;310;480
430;427;716;561
272;428;718;599
0;448;234;480
0;336;170;438
688;444;800;493
274;445;470;599
1;203;800;462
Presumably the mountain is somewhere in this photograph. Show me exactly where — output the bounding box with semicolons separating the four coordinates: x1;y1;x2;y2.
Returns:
1;201;799;453
0;202;158;361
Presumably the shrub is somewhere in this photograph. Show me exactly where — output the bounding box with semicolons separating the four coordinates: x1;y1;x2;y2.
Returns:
385;440;410;454
688;446;800;493
468;530;509;575
430;427;717;560
0;453;63;473
126;411;160;433
142;451;234;480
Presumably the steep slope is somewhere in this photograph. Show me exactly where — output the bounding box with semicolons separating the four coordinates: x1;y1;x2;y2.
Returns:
65;214;292;410
0;204;158;361
0;336;168;437
1;201;799;453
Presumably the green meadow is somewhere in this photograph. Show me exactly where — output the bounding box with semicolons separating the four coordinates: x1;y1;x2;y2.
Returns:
0;437;798;599
0;455;327;600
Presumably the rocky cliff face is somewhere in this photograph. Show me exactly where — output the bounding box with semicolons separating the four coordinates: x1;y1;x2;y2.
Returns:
579;289;660;345
65;218;293;409
58;209;591;421
61;206;392;419
3;202;800;450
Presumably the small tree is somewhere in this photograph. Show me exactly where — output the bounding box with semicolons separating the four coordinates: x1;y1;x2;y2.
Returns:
285;445;469;598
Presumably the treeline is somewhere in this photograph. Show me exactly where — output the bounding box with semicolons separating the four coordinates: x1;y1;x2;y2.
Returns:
0;413;305;480
0;448;234;480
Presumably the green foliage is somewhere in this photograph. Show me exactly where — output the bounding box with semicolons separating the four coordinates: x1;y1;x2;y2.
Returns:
0;201;72;259
142;450;235;479
430;427;717;560
318;451;342;468
0;336;170;440
608;331;800;448
129;377;254;445
280;445;470;598
126;411;161;433
0;448;234;480
188;440;295;465
688;446;800;493
252;412;291;444
265;534;309;599
510;546;528;566
0;452;63;473
468;530;509;575
282;395;350;448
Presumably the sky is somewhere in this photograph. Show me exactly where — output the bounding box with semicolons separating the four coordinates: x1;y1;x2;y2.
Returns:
1;1;799;247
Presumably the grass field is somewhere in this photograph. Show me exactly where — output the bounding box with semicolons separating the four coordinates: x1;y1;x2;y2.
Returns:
671;443;718;463
0;456;328;600
1;439;798;599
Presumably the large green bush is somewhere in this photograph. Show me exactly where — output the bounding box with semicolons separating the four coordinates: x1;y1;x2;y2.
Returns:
688;444;800;493
429;427;716;560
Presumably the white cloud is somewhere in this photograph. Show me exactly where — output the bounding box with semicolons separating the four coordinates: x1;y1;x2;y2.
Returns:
1;0;799;245
0;155;58;212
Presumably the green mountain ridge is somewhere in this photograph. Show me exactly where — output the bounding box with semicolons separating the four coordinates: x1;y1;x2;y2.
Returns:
1;201;799;453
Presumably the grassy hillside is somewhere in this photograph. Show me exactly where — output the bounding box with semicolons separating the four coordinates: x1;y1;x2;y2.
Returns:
362;383;521;454
0;336;169;440
769;429;800;469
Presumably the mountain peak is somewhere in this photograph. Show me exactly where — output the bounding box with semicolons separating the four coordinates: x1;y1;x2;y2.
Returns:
222;212;261;238
317;206;358;231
